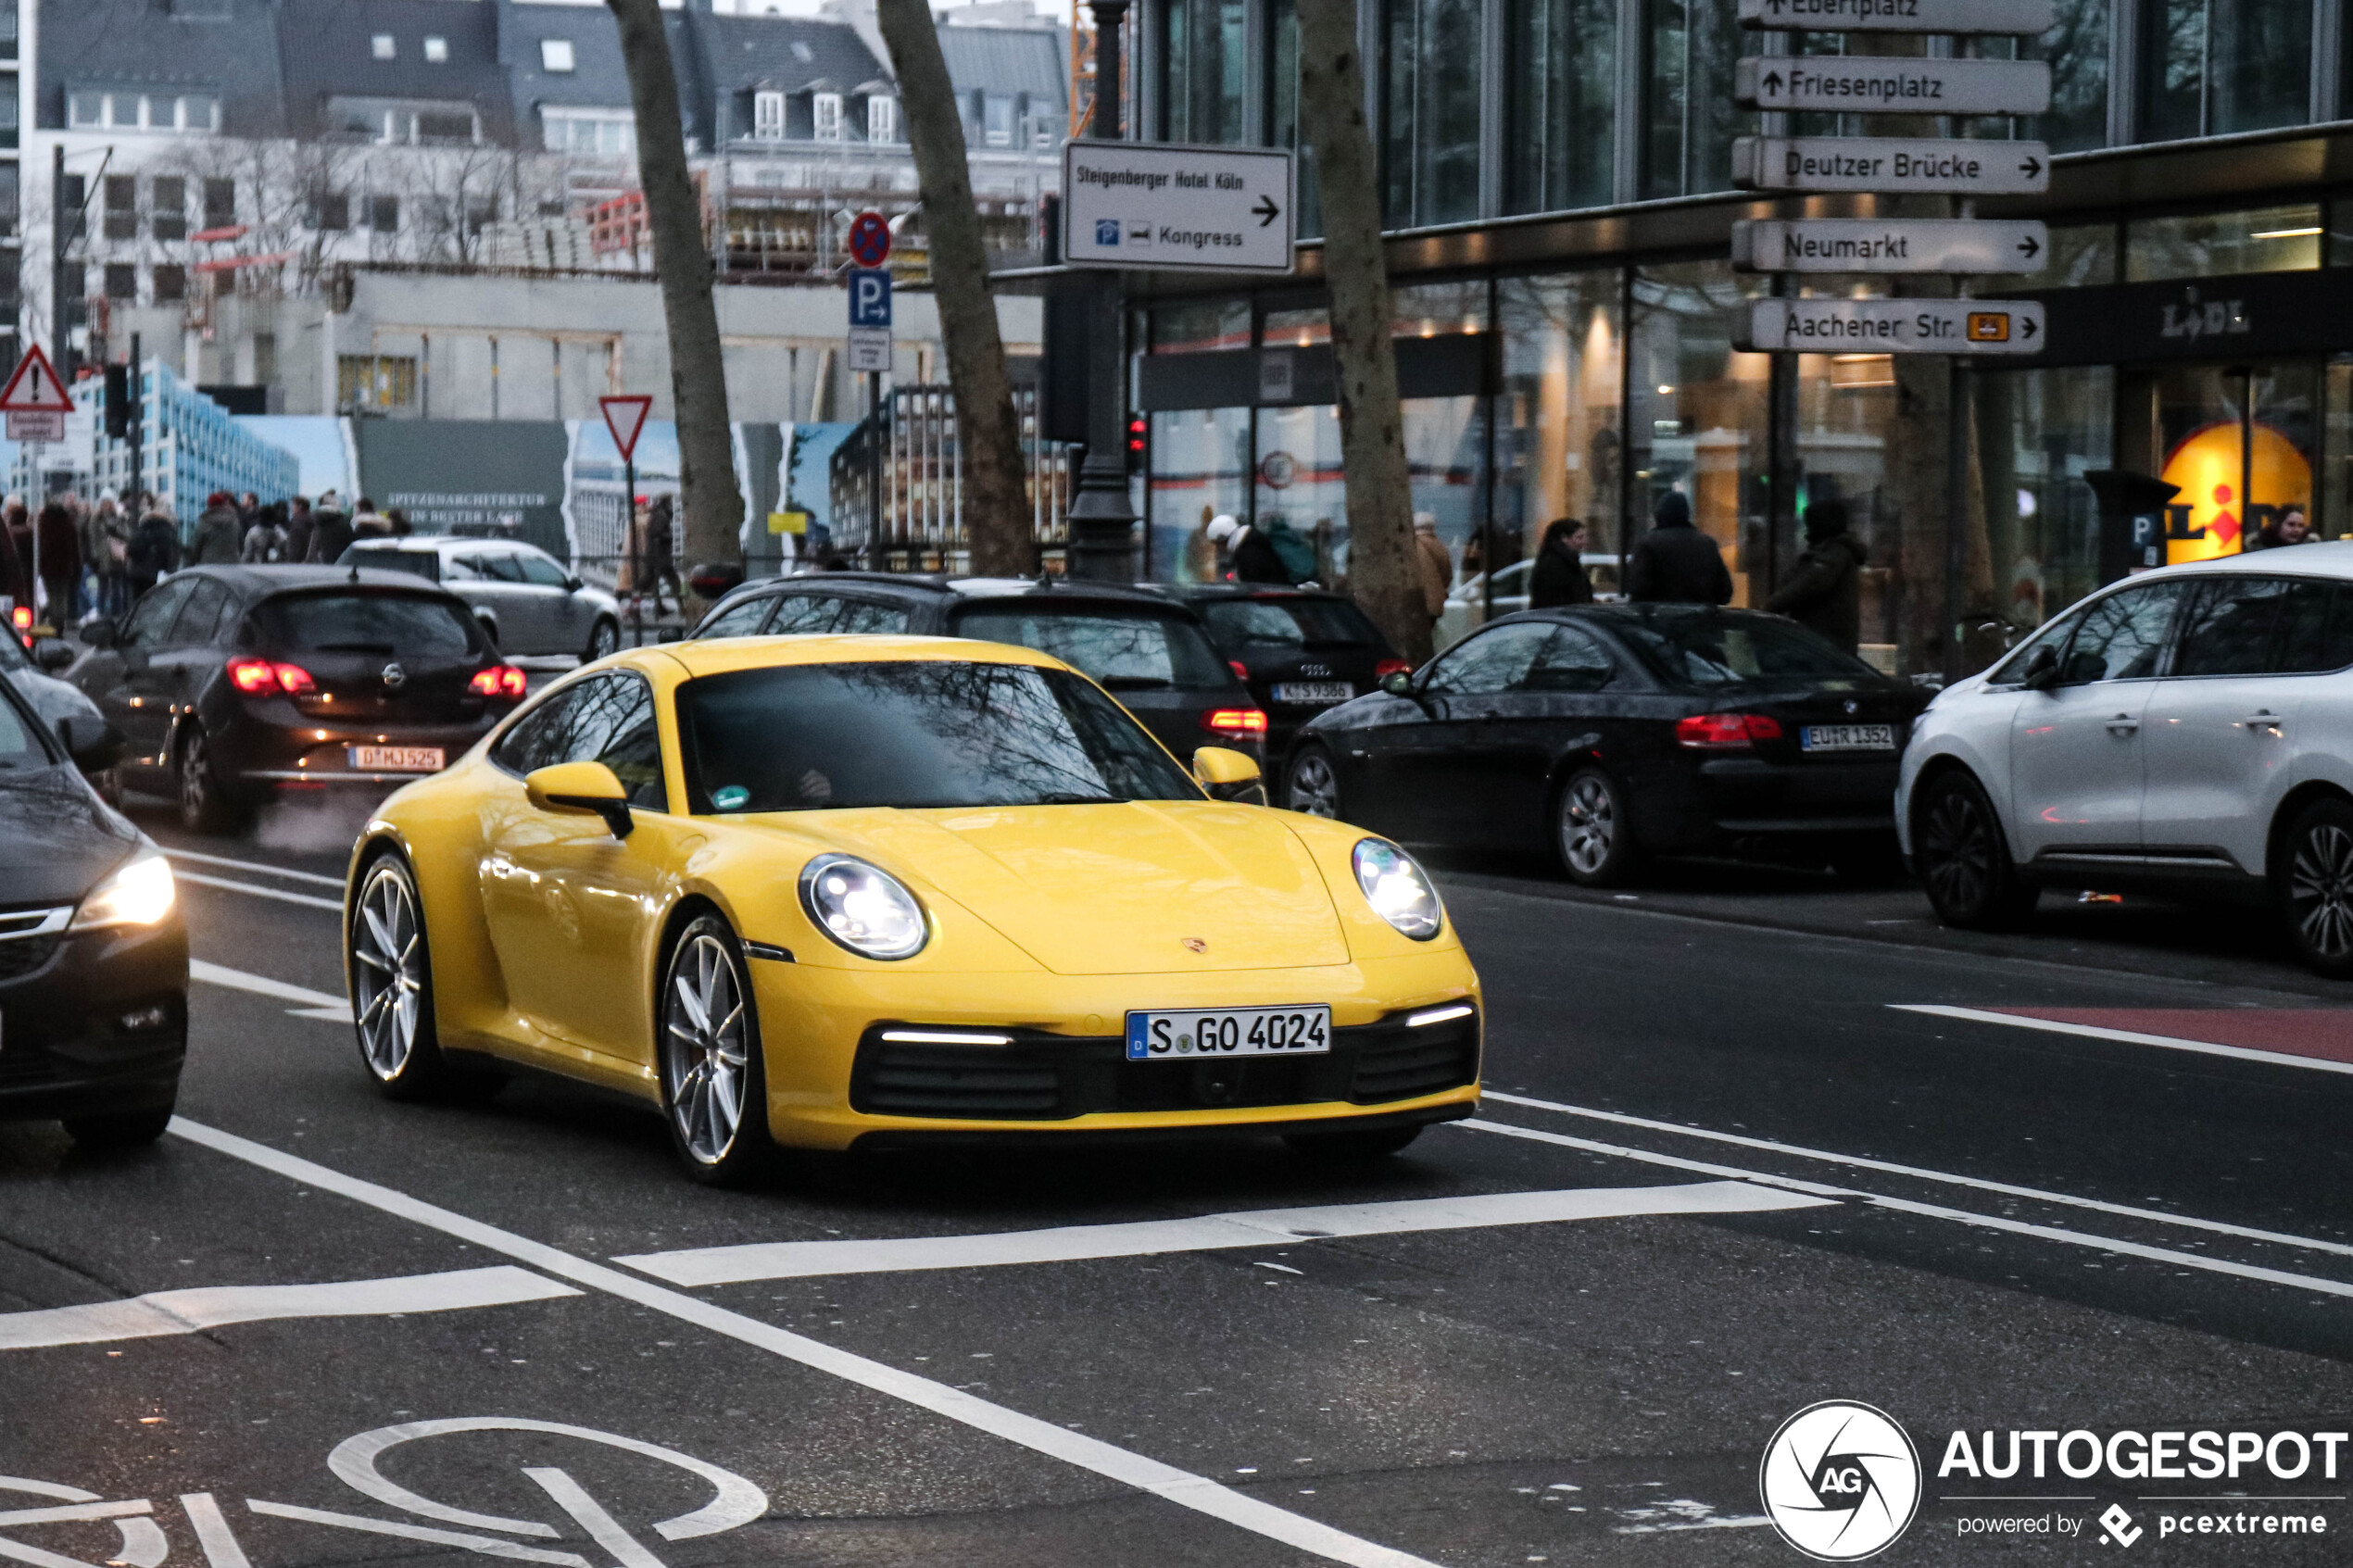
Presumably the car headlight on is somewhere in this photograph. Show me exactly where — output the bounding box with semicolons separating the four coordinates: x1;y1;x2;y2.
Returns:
1352;839;1441;940
799;854;928;960
71;854;177;931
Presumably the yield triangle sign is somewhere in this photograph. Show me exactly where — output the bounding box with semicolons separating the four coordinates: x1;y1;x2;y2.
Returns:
0;346;75;414
599;395;653;463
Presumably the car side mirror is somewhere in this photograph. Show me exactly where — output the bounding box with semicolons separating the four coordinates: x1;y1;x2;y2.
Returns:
1380;671;1418;699
564;575;585;593
57;714;126;773
78;619;116;649
524;760;635;838
1192;746;1266;805
31;637;75;672
2020;645;2059;691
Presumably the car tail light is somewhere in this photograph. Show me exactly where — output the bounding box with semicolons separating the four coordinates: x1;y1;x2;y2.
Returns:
1374;659;1414;678
1202;708;1269;738
227;657;316;696
1228;659;1252;684
470;665;528;698
8;606;30;632
1675;712;1783;749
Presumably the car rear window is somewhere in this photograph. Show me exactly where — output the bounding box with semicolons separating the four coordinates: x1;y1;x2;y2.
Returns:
254;593;480;657
1202;597;1381;650
952;606;1229;692
345;548;439;583
1619;609;1875;687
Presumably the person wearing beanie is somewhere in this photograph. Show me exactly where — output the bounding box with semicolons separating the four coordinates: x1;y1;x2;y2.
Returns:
1626;489;1732;606
1767;497;1869;652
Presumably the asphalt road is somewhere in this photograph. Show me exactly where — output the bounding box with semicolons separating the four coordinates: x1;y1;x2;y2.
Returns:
3;790;2351;1568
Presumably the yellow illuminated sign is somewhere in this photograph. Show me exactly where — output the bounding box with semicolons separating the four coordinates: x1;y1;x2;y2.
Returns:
2158;421;2312;564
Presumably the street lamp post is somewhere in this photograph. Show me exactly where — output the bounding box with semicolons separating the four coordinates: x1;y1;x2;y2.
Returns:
1063;0;1136;583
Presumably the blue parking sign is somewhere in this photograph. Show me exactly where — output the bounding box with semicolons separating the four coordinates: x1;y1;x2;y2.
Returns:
848;268;892;329
1096;219;1121;245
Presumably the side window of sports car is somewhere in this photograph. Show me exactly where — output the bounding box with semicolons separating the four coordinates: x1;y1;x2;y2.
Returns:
491;684;585;775
492;674;667;809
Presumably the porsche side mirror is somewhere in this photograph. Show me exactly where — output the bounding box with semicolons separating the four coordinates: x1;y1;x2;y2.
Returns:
32;637;75;672
2020;645;2059;691
57;714;126;773
524;760;635;838
78;619;117;649
1380;671;1418;699
1192;746;1266;805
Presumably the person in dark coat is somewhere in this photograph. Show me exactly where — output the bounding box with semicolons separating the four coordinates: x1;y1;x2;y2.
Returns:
282;497;315;565
127;505;181;599
1527;518;1594;608
306;502;353;565
1767;498;1869;653
1625;491;1732;606
34;497;82;629
187;493;243;565
0;499;31;618
1205;514;1294;584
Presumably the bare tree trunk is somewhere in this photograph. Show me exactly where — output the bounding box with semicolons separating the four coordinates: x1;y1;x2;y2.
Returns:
874;0;1032;575
1293;0;1426;663
606;0;741;587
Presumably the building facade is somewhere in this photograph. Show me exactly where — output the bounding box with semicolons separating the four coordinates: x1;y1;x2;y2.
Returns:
9;359;300;521
1134;0;2353;677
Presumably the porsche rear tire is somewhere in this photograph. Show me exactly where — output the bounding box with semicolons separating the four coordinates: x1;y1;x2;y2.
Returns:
659;915;777;1185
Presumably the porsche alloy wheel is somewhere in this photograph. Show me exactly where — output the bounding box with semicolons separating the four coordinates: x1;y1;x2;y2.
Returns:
2281;798;2353;978
349;855;450;1097
1286;746;1341;819
660;917;774;1183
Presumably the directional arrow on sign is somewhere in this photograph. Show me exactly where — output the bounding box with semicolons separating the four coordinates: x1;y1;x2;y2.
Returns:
2019;233;2041;259
1252;194;1280;228
2020;156;2043;179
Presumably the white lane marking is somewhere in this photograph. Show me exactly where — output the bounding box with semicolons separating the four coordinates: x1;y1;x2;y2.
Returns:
170;1117;1444;1568
0;1266;579;1350
0;1502;152;1527
523;1471;666;1568
244;1501;589;1568
0;1479;164;1568
170;871;344;912
1456;1119;2353;1301
615;1183;1831;1286
181;1495;255;1568
163;849;345;889
1892;1002;2353;1078
190;960;351;1022
1482;1089;2353;1263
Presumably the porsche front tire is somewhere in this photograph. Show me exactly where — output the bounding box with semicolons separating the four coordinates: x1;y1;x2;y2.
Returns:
659;915;777;1185
350;851;467;1098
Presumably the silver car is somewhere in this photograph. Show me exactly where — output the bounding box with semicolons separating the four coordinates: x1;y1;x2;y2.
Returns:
339;538;622;661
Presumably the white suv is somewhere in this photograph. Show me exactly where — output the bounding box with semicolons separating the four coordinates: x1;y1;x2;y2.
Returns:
1898;545;2353;975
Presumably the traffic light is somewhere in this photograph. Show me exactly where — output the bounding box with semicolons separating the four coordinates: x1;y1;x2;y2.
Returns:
103;364;131;438
1126;413;1148;470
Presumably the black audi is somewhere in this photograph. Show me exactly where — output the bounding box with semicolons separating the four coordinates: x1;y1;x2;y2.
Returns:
0;676;186;1148
70;566;530;833
1149;583;1411;761
1282;605;1930;884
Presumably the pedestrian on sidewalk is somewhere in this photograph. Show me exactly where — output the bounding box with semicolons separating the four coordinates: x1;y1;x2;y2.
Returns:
34;495;82;629
1767;498;1869;653
187;493;243;565
282;496;315;566
127;500;180;599
1626;490;1732;606
1528;518;1595;608
636;495;680;617
241;503;289;563
2255;508;2313;550
307;496;353;564
1414;513;1453;633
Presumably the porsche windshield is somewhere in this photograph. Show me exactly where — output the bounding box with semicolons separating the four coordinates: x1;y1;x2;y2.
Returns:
676;660;1202;812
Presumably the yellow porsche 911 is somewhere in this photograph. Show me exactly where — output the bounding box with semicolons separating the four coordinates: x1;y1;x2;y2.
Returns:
344;635;1480;1183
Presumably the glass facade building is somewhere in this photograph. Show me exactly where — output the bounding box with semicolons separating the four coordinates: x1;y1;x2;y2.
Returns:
1130;0;2353;677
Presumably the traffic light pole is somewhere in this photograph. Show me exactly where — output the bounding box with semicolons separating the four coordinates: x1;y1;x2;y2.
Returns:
128;332;142;509
49;145;69;390
1062;0;1137;583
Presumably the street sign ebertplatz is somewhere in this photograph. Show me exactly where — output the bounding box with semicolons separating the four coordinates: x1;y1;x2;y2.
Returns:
1738;298;2045;355
1737;0;2054;32
1062;140;1295;274
1732;136;2049;195
1734;56;2051;116
1731;218;2047;273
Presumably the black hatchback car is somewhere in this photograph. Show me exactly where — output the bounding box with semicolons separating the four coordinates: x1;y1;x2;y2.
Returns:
0;676;186;1148
690;573;1267;765
1283;605;1930;884
1149;584;1410;760
70;567;529;832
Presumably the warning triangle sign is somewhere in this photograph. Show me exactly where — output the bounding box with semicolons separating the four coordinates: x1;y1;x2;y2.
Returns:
600;395;653;463
0;346;75;415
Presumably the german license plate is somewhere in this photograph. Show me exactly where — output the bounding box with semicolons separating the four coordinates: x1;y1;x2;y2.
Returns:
1799;724;1894;752
1125;1005;1332;1061
349;746;445;772
1272;681;1353;707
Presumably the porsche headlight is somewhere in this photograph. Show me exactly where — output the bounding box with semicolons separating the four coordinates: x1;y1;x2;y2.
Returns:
799;854;928;960
1352;839;1441;940
71;854;177;931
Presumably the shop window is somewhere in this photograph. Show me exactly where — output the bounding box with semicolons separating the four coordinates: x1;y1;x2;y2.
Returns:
1160;0;1246;144
1384;0;1484;227
2126;204;2322;282
1971;370;2114;633
1505;0;1616;215
1262;306;1329;347
1392;280;1488;339
151;176;186;242
1642;0;1756;199
1629;260;1769;604
1151;300;1252;355
1498;270;1625;582
2140;0;2314;141
1151;408;1253;583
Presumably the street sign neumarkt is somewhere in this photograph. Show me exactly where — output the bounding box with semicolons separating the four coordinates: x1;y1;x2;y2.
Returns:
1740;297;2046;355
1732;218;2048;274
1734;56;2052;117
1732;135;2049;195
1061;140;1296;275
1737;0;2055;33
